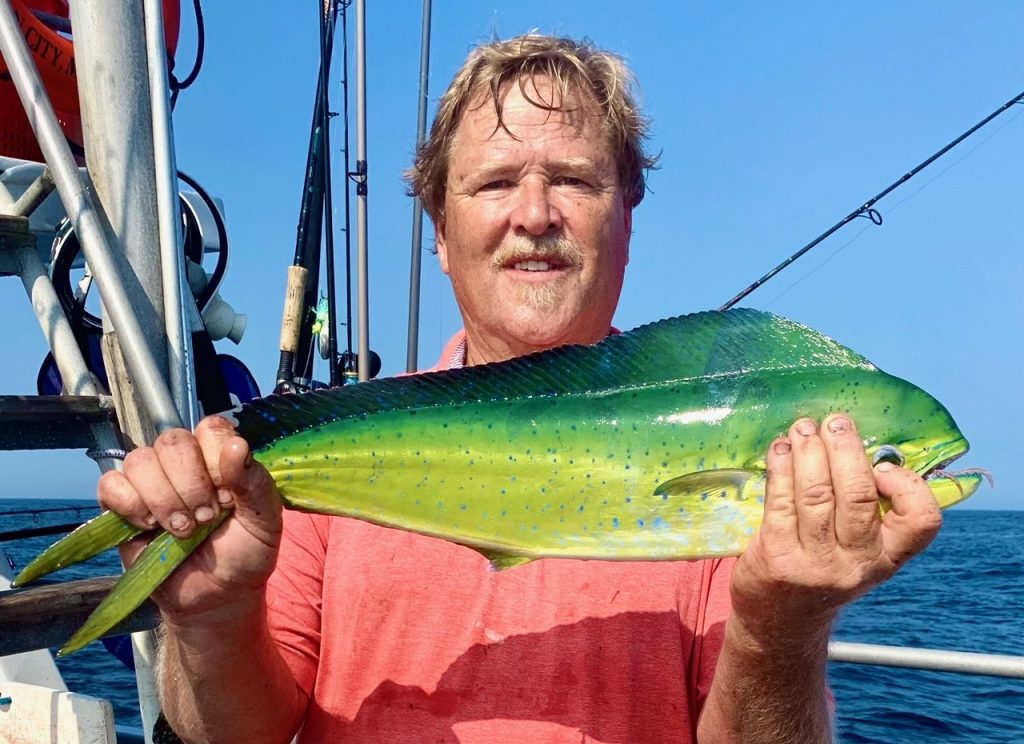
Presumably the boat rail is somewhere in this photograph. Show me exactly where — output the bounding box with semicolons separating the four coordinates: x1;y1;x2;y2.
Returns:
828;641;1024;679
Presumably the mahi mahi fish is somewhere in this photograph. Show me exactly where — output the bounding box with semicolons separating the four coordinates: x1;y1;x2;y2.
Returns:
13;309;987;654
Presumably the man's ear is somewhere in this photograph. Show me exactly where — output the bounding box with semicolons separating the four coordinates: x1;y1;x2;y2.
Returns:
435;215;451;274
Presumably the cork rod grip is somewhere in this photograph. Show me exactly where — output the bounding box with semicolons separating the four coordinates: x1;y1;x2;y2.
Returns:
279;265;309;353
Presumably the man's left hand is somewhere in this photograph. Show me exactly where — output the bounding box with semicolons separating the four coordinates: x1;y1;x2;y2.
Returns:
729;413;943;648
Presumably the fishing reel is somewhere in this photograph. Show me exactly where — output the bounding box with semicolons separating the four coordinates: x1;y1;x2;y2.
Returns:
35;171;260;408
47;172;243;343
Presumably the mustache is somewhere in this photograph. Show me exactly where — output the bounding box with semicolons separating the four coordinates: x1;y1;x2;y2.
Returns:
491;236;584;271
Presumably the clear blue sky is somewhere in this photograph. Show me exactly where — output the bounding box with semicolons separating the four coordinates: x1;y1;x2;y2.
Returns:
2;2;1021;510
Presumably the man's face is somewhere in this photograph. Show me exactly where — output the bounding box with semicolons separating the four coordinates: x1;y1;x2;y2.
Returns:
436;77;632;365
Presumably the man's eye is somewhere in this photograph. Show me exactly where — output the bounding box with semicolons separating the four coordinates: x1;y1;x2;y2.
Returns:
554;176;589;188
479;180;513;191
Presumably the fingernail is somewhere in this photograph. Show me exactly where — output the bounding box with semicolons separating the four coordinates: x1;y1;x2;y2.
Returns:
875;462;895;473
144;513;157;528
795;419;816;436
773;439;791;455
827;415;851;433
169;512;190;531
195;506;215;523
217;488;233;505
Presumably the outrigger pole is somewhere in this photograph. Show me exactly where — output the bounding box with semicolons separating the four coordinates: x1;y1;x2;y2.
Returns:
405;0;432;373
353;0;369;381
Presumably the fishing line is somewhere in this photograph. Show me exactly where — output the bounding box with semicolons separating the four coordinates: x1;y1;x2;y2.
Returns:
762;105;1024;309
884;104;1024;217
720;87;1024;311
762;224;873;310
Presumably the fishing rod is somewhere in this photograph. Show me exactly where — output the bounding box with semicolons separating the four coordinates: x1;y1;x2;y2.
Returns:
274;1;340;393
319;0;340;387
720;87;1024;311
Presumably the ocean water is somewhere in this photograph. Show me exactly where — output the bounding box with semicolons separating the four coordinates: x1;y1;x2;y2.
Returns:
2;501;1022;742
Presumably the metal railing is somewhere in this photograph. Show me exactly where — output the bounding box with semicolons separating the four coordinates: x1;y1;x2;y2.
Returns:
829;641;1024;679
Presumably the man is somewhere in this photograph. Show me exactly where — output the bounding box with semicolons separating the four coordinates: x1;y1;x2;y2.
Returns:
102;35;941;743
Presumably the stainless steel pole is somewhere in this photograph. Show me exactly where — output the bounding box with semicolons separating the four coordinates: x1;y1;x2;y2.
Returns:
12;237;123;474
145;0;199;427
11;167;56;218
355;0;369;381
405;0;431;373
69;3;182;737
69;1;167;367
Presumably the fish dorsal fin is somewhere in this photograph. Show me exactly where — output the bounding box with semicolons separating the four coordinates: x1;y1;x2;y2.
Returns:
235;309;874;451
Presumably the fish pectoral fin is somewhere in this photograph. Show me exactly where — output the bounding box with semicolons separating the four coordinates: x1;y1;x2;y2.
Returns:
654;469;761;501
478;550;533;572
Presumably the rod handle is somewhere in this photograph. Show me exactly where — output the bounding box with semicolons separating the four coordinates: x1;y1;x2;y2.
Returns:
279;265;309;354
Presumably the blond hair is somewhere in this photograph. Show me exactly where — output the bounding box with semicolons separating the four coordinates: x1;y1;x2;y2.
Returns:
407;33;657;220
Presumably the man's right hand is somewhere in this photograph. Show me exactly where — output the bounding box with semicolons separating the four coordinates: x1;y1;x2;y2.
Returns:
97;415;282;624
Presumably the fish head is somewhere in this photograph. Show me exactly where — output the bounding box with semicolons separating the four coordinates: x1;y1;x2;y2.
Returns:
854;374;987;510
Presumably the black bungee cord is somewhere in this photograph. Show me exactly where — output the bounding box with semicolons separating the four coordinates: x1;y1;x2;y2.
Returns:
169;0;205;110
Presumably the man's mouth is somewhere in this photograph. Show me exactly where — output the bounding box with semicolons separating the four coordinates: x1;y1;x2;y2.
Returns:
512;259;561;272
492;236;585;275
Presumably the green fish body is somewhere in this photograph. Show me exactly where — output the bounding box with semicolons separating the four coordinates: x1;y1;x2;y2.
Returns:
244;308;981;564
14;309;985;652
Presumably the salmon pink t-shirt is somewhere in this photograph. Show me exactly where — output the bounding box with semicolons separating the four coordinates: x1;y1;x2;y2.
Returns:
263;333;736;743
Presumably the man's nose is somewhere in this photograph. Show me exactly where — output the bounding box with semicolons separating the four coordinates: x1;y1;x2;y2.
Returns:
511;179;562;236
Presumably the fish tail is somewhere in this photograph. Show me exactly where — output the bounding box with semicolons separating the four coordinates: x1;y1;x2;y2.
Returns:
12;509;144;587
59;510;229;655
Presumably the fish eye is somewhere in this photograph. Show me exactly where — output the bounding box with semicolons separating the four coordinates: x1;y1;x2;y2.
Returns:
872;445;905;468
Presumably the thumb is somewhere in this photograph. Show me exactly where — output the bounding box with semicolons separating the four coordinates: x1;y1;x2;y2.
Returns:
875;462;942;569
219;436;283;544
195;414;243;485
